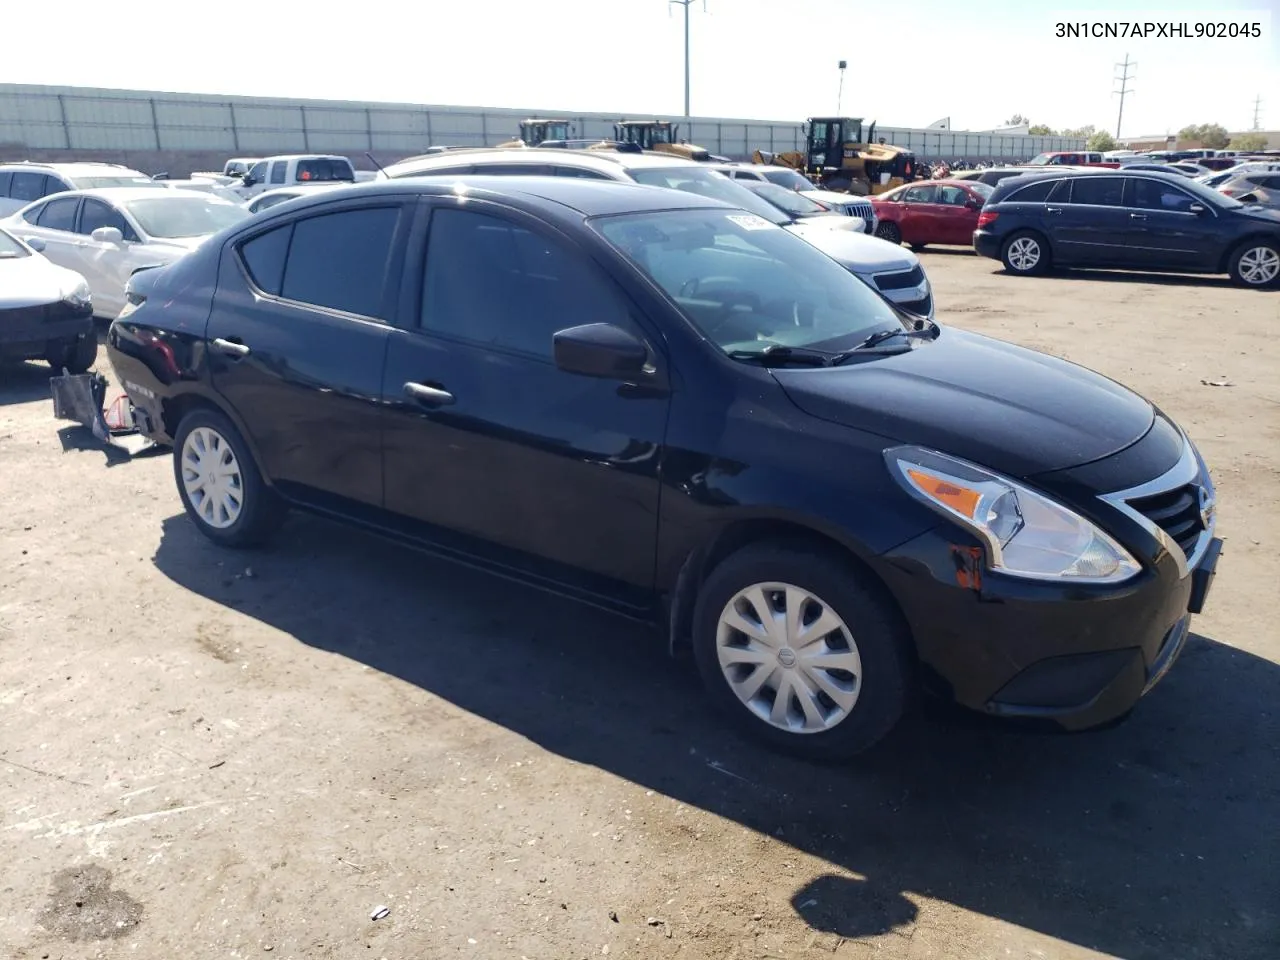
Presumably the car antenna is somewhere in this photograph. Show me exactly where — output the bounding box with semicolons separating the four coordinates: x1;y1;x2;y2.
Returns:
365;152;388;177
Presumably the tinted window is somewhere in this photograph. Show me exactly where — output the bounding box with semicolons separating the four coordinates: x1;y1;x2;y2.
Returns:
902;185;937;203
79;199;137;241
1256;175;1280;188
42;176;71;197
553;167;611;180
269;161;287;184
730;169;765;181
10;172;48;203
421;207;629;358
1069;178;1124;206
250;192;298;213
248;161;268;183
239;224;292;295
471;163;551;176
1129;179;1196;212
37;197;79;231
295;157;354;182
280;206;399;317
0;171;11;196
1006;179;1057;202
1046;179;1071;203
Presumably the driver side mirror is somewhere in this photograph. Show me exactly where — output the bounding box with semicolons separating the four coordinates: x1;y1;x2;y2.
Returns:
965;198;981;210
24;236;46;252
553;323;649;380
91;226;124;244
242;173;257;186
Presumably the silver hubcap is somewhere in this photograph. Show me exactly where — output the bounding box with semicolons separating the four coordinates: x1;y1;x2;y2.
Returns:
180;426;244;529
716;582;862;734
1238;246;1279;285
1007;236;1041;271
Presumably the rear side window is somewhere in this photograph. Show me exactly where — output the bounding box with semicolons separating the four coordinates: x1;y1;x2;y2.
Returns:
1006;179;1057;203
1068;178;1124;206
269;162;287;184
902;184;937;203
471;163;551;176
37;197;79;231
553;167;612;180
239;224;292;294
295;158;354;182
43;176;71;197
280;207;400;317
0;171;11;196
10;172;48;203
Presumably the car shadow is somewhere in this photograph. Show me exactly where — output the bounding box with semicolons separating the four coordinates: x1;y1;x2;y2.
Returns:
913;247;978;257
0;360;56;405
152;513;1278;959
988;266;1239;289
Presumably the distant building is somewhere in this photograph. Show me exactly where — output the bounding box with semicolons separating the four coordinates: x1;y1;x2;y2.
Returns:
1124;131;1279;151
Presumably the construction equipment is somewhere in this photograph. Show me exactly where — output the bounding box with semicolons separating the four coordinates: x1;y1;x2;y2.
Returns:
497;118;575;149
613;120;717;161
754;117;917;196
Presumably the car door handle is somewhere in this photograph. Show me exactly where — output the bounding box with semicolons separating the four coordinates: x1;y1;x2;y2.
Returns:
1045;206;1063;215
1130;213;1147;220
403;382;455;406
211;337;251;359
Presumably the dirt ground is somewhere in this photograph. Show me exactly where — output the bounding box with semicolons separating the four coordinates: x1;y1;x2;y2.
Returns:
2;253;1277;960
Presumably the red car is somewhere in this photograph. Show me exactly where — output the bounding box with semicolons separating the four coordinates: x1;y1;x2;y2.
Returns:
870;179;994;249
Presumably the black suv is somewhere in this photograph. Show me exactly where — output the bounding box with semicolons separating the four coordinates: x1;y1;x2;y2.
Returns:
107;177;1221;760
973;169;1280;287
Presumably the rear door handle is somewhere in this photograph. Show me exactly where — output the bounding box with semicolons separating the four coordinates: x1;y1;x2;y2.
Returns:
403;382;455;406
211;337;250;358
1130;213;1146;220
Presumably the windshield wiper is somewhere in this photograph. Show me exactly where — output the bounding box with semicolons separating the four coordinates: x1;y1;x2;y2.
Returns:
726;344;836;367
826;325;938;364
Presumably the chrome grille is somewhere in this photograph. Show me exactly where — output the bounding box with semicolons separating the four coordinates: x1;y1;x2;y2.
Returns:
847;200;876;233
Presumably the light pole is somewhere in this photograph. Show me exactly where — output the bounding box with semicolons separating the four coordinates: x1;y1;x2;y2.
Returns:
837;60;847;116
670;0;704;118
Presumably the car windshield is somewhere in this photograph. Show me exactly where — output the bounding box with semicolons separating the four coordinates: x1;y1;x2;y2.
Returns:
76;176;164;189
594;208;904;357
1027;154;1055;166
741;180;830;216
125;197;250;238
296;158;355;182
761;168;814;191
0;228;30;258
626;167;791;226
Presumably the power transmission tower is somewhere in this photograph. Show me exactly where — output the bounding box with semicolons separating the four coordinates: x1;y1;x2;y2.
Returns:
1253;95;1263;131
1113;54;1135;140
669;0;706;118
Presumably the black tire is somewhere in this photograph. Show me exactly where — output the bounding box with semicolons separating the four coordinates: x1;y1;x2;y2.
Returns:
1000;229;1050;276
1226;239;1280;288
875;222;902;245
47;332;97;374
172;408;285;548
691;542;913;761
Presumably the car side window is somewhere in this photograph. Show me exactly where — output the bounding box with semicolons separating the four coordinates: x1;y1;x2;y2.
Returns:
420;207;632;360
238;224;292;294
471;163;552;176
937;186;968;206
36;197;79;231
1128;179;1196;213
279;206;401;318
10;172;48;203
1257;175;1280;188
42;176;71;197
1046;179;1071;203
248;161;268;183
1067;178;1124;206
902;185;936;203
79;199;138;241
553;167;612;180
269;162;287;185
0;171;11;196
1007;180;1056;203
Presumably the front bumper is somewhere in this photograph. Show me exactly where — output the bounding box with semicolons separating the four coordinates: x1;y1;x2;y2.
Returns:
0;300;94;358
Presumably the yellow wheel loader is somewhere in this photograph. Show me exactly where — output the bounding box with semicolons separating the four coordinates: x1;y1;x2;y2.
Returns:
613;120;726;162
754;117;918;195
496;118;575;149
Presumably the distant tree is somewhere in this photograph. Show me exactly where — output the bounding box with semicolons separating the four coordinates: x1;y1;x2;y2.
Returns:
1087;130;1117;152
1228;131;1268;152
1028;124;1055;136
1004;113;1029;127
1178;123;1230;149
1062;125;1097;140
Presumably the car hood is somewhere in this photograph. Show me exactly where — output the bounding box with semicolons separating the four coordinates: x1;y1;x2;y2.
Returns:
784;224;919;273
802;188;871;207
0;254;85;309
770;327;1155;479
147;236;210;253
1235;202;1280;221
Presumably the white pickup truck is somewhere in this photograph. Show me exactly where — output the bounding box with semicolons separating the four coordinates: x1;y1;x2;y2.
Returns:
229;155;358;199
190;157;261;183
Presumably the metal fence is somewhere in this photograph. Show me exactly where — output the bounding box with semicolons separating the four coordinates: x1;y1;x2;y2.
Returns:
0;84;1084;162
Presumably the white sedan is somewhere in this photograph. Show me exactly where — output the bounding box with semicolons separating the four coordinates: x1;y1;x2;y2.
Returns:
1;188;248;320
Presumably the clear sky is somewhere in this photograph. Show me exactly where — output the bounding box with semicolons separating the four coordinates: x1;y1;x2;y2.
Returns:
4;0;1277;136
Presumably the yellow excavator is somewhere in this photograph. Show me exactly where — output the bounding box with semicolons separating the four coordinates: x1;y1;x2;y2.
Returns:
613;120;724;161
496;118;575;149
754;117;917;195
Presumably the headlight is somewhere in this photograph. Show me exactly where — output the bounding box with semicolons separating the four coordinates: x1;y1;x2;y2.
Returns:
886;446;1141;584
62;280;92;309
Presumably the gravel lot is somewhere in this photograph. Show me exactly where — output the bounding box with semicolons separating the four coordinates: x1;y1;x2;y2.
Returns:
2;252;1277;960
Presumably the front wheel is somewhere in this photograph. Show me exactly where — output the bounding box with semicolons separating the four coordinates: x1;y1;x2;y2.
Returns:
691;543;913;761
1227;240;1280;288
47;332;98;374
875;222;902;245
172;408;284;548
1001;230;1049;275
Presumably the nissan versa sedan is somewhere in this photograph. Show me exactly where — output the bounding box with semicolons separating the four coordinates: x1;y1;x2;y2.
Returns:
107;178;1222;760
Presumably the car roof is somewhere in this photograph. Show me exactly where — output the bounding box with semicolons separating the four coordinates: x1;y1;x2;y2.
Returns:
387;147;704;178
0;161;147;175
42;187;235;202
249;176;735;220
257;154;351;163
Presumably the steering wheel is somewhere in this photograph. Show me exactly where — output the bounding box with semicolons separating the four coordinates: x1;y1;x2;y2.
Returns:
678;277;762;334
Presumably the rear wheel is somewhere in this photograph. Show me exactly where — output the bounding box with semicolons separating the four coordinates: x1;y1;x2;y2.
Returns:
1001;230;1049;275
875;222;902;245
691;543;913;760
1227;240;1280;288
173;408;285;548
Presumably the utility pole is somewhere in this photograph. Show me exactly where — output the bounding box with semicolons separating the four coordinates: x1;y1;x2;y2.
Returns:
669;0;705;119
1253;95;1263;131
836;60;847;115
1113;54;1135;140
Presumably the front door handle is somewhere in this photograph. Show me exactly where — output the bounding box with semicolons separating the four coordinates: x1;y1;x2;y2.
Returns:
1130;213;1147;220
1045;206;1063;215
211;337;250;358
403;381;455;406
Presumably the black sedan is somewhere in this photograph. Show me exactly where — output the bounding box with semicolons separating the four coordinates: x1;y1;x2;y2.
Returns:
108;177;1222;759
974;169;1280;287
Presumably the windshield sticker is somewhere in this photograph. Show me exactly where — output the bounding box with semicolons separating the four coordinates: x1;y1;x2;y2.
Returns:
726;214;776;231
